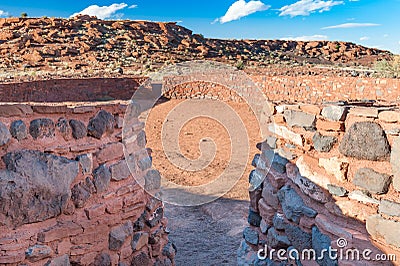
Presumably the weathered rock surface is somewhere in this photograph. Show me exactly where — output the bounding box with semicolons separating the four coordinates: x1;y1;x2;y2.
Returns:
9;120;27;141
339;122;390;161
0;121;11;146
379;200;400;217
69;119;87;139
109;221;133;251
313;132;337;152
0;17;389;79
318;157;348;182
277;185;317;224
29;118;55;139
25;244;53;262
284;110;316;130
353;168;391;194
321;105;348;121
1;150;78;226
312;226;337;266
56;118;72;140
367;215;400;248
87;110;114;139
93;164;111;193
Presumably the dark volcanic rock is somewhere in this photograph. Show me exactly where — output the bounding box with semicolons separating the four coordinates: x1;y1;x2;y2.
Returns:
0;150;78;226
69;119;87;139
93;164;111;193
56;117;72;140
87;110;114;139
277;185;317;224
339;122;390;161
10;120;27;141
29;118;55;139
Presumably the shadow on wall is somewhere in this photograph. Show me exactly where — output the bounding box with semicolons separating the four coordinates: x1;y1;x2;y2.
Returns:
239;140;398;265
0;77;146;102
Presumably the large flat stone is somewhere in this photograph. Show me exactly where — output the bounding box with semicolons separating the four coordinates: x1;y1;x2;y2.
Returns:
378;111;400;123
366;215;400;248
284;110;316;130
379;200;400;217
321;105;348;121
349;107;379;118
353;168;391;194
269;124;303;147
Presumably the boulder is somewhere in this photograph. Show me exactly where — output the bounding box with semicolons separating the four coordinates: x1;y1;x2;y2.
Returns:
1;150;78;226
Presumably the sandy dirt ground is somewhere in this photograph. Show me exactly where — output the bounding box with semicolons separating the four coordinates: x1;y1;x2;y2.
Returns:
144;99;263;265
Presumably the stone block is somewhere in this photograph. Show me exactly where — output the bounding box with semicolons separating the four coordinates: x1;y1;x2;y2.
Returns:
318;157;349;182
284;110;316;130
321;105;348;121
353;168;391;194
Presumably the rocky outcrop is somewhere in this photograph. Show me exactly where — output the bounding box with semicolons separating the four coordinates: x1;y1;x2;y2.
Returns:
0;16;391;80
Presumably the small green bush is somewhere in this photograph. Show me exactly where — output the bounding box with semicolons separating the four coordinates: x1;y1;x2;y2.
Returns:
235;60;245;70
374;55;400;78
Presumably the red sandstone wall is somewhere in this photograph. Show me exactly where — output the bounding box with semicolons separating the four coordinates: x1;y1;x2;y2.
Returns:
164;74;400;104
0;100;173;265
0;77;145;103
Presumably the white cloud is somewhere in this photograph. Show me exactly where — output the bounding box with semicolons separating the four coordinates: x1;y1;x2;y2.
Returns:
279;0;343;17
282;34;328;41
215;0;270;24
70;3;129;19
0;10;9;17
360;36;369;41
322;22;380;29
128;5;137;9
383;34;389;38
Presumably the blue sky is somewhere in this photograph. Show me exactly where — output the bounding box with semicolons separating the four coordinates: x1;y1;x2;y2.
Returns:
1;0;399;53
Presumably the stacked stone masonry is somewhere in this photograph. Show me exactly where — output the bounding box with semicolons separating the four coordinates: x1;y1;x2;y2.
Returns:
0;79;174;266
165;74;400;104
240;100;400;265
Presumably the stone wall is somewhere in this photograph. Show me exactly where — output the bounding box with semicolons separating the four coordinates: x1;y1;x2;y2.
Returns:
0;78;145;103
239;101;400;265
0;86;173;265
164;74;400;104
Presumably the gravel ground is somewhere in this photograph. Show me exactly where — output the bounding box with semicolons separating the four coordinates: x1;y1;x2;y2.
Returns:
165;198;249;266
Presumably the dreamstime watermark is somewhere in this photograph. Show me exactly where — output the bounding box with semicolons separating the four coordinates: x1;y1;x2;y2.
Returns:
257;238;397;262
